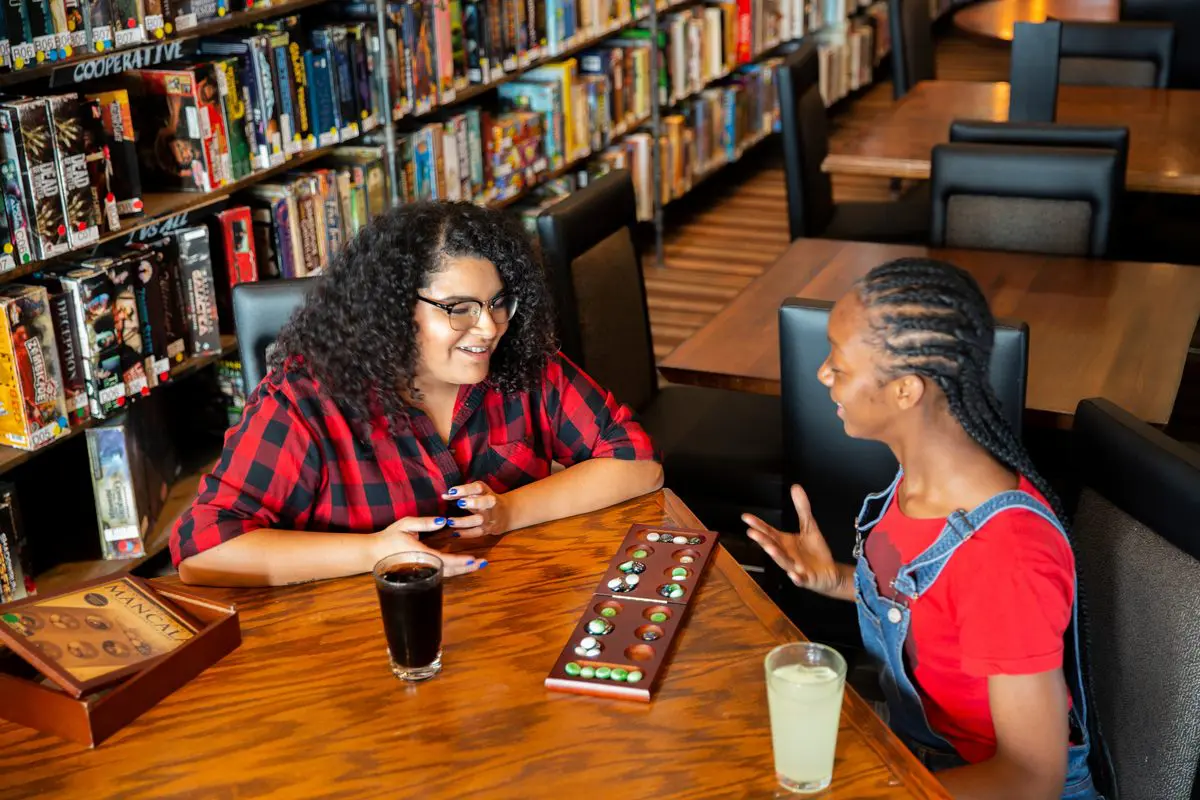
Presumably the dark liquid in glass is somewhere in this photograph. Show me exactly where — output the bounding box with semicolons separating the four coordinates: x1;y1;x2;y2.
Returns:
376;564;443;667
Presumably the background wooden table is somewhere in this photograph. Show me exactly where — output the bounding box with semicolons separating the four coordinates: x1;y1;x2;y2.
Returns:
658;239;1200;426
0;491;949;800
824;81;1200;195
953;0;1118;41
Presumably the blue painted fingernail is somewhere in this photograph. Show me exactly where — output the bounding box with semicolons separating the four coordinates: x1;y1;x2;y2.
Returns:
447;488;457;495
466;558;474;565
478;560;488;569
445;518;454;526
451;532;460;538
456;499;467;508
434;517;446;525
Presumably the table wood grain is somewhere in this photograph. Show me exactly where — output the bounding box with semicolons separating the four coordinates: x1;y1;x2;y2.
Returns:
953;0;1118;41
658;239;1200;426
824;80;1200;195
0;491;949;800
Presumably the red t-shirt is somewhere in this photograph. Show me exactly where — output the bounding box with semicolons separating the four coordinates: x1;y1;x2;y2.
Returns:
863;476;1075;763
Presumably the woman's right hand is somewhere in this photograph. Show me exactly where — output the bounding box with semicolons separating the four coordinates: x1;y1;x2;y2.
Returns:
372;516;486;577
743;484;847;598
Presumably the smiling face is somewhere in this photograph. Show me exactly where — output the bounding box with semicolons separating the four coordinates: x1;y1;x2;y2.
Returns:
413;254;510;391
816;292;927;441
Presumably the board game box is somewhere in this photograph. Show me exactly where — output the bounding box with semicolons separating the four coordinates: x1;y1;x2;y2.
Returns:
86;419;150;560
58;266;127;419
0;480;33;603
172;225;220;357
26;274;91;427
47;94;102;251
0;283;69;452
85;89;143;218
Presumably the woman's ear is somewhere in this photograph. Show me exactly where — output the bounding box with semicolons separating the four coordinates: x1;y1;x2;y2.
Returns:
892;374;926;411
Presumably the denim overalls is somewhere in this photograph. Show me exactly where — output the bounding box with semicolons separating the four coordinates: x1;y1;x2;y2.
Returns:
852;471;1101;800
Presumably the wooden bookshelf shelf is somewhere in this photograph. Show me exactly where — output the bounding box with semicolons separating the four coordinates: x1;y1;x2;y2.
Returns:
0;0;331;88
34;455;218;594
0;144;348;286
0;334;237;478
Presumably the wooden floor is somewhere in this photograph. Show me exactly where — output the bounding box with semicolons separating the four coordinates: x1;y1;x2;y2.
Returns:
644;33;1011;361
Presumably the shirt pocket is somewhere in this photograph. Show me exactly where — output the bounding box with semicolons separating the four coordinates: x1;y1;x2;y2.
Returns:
480;437;550;491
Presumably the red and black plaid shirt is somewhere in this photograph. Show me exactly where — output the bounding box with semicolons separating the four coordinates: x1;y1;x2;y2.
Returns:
171;353;657;565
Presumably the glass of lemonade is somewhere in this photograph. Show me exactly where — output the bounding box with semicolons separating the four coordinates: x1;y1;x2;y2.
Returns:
765;642;848;794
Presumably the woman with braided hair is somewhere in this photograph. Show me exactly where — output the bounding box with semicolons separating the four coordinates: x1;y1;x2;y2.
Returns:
745;258;1099;799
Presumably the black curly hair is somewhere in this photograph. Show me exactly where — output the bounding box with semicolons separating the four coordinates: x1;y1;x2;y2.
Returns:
270;201;557;431
854;257;1064;524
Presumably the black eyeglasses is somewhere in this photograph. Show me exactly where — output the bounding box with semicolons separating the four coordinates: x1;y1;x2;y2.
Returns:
417;293;520;331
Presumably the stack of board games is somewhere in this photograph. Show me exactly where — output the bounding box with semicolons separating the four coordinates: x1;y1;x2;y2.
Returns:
0;481;33;602
545;524;718;702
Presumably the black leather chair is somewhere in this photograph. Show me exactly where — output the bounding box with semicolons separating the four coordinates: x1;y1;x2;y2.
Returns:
1071;398;1200;799
1009;21;1063;122
1058;20;1175;87
231;277;322;394
888;0;936;99
776;41;930;244
535;170;784;571
948;120;1130;178
930;143;1121;257
777;298;1030;646
1120;0;1200;89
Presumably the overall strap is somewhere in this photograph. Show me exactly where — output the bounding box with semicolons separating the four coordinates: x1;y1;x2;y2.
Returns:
853;468;904;558
900;490;1089;739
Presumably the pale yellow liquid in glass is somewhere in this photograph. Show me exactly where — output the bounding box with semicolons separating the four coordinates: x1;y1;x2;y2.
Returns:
767;663;845;792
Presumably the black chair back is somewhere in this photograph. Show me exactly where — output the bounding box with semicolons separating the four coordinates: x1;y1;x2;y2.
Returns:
778;297;1029;643
1072;398;1200;799
948;120;1130;181
1059;20;1175;88
888;0;936;99
535;169;657;412
232;278;321;394
1120;0;1200;89
776;41;836;241
1010;20;1063;122
930;142;1120;257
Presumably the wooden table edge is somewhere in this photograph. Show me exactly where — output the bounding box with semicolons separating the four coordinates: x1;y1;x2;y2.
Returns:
662;490;953;800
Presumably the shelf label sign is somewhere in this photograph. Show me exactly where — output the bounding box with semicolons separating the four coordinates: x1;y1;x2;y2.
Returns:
51;39;199;87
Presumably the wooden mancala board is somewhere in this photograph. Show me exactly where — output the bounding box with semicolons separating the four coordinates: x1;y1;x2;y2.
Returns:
545;524;719;702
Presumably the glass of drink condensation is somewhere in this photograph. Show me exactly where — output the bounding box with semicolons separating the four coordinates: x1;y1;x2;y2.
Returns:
373;552;444;681
765;642;848;794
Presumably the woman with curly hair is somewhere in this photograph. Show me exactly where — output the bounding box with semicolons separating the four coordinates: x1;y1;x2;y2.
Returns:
171;202;662;587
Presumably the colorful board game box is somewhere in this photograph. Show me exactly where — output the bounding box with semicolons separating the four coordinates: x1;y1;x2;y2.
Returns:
86;419;149;560
82;253;150;398
128;236;188;372
58;266;126;419
172;225;219;357
0;100;69;261
127;67;228;193
47;94;102;251
207;205;256;333
26;273;90;426
0;283;69;452
85;89;142;218
80;98;120;233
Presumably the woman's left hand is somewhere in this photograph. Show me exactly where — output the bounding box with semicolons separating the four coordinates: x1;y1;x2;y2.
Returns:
442;481;510;538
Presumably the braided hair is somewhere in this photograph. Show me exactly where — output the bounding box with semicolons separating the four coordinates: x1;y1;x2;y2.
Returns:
854;257;1066;524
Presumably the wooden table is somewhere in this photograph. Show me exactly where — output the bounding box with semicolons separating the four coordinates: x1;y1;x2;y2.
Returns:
953;0;1118;42
658;239;1200;426
0;492;949;800
824;80;1200;196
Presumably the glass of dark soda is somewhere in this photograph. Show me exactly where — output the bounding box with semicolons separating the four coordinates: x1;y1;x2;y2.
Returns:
373;552;444;681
